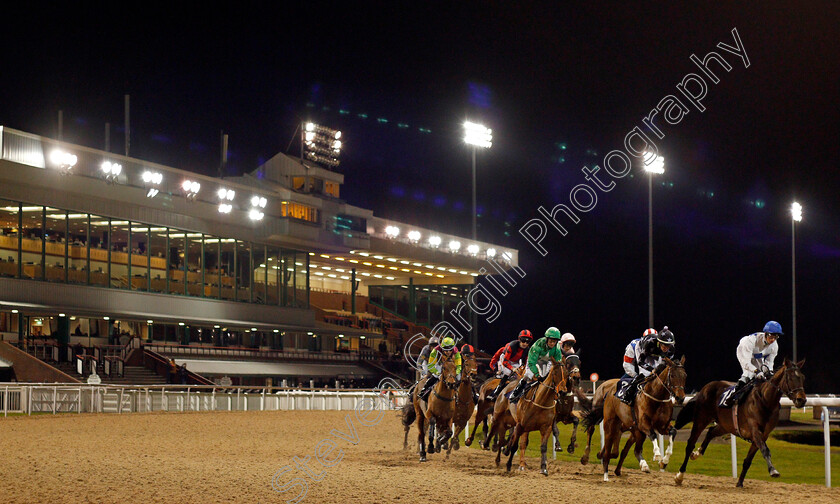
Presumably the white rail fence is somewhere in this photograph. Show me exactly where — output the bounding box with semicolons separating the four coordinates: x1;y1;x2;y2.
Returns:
1;384;836;487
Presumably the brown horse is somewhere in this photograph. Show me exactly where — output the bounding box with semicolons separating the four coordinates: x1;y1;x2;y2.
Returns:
502;356;568;475
674;358;806;487
448;353;478;455
551;353;590;453
400;356;459;461
466;366;525;449
581;356;686;481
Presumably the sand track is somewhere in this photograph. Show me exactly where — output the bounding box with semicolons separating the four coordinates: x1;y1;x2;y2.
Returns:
0;410;836;503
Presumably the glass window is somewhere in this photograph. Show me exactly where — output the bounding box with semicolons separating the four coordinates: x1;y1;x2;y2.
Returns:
369;285;382;306
295;252;308;308
20;205;43;280
396;286;409;318
0;200;20;278
430;292;443;327
168;230;186;295
203;236;220;299
110;220;130;289
130;223;149;291
267;247;281;305
67;213;88;284
281;250;296;307
186;234;202;296
383;285;396;312
416;290;430;326
220;239;236;300
44;208;66;282
88;215;109;287
148;227;167;293
236;241;251;302
252;245;266;304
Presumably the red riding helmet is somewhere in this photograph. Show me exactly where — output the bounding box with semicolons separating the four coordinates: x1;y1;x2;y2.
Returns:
461;343;475;355
518;330;533;341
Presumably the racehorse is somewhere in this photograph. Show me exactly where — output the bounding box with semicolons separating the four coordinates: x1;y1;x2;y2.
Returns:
466;366;525;449
581;356;686;481
502;356;568;475
447;352;478;455
551;353;590;454
400;356;459;461
674;358;806;487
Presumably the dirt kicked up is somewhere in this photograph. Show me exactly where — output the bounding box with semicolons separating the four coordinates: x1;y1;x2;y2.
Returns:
0;409;836;504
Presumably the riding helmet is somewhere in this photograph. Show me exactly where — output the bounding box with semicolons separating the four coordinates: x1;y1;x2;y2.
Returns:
545;327;562;339
762;321;783;336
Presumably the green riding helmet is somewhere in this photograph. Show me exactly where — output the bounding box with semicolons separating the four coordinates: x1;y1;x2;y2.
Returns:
545;327;562;339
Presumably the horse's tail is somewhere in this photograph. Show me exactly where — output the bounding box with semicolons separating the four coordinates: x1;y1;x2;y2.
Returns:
400;400;416;427
675;398;696;430
573;387;593;412
581;403;604;430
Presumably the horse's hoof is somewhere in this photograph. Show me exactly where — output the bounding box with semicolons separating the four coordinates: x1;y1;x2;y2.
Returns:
614;468;621;477
518;466;526;472
770;468;780;478
603;473;610;482
453;442;460;451
736;481;744;488
420;456;427;462
464;438;472;447
540;468;548;476
640;460;650;473
690;449;701;460
675;472;684;486
567;445;575;454
580;456;588;465
653;454;662;463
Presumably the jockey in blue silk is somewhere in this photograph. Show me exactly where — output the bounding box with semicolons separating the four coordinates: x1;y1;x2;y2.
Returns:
721;321;781;407
615;327;676;404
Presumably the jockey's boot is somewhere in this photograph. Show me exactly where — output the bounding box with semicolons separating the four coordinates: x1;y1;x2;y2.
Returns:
486;374;509;401
616;375;643;405
723;378;749;407
419;376;438;401
508;378;530;404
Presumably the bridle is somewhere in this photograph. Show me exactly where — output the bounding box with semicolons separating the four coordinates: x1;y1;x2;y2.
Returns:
767;366;805;402
641;362;684;404
523;361;566;410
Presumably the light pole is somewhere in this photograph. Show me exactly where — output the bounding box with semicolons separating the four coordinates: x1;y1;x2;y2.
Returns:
791;202;802;363
463;121;492;241
643;152;665;328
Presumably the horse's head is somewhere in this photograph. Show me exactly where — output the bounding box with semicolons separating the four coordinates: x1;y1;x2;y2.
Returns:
660;355;687;405
777;358;806;408
440;357;459;390
461;354;478;381
548;355;568;394
564;353;581;389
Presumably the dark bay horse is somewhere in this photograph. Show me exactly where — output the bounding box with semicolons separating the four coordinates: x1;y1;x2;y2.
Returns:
674;358;806;487
448;353;478;455
582;356;686;481
502;356;568;475
400;356;459;461
551;353;590;453
466;366;525;449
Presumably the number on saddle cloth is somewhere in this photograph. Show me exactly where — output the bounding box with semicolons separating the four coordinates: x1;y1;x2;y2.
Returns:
718;381;753;408
615;375;635;401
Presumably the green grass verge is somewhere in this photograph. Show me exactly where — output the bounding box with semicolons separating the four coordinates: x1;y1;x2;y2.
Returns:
461;409;838;486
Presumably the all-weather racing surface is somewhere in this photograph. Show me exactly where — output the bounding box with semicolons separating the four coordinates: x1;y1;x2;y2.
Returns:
0;409;836;503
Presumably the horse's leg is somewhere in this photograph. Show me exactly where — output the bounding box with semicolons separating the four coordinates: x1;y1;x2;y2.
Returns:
651;432;662;463
539;425;552;476
601;418;618;482
505;424;523;472
552;422;562;452
736;442;761;487
518;428;530;471
481;412;498;450
568;417;579;454
465;405;484;446
417;412;427;462
675;415;712;485
753;432;780;478
452;421;463;451
697;424;726;459
661;425;677;471
614;431;636;476
633;429;650;473
580;422;595;465
482;417;489;442
403;419;411;450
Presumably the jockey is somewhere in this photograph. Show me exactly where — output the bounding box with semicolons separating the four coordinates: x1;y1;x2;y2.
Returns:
418;337;462;400
460;343;479;403
615;327;676;404
417;335;440;378
509;327;564;403
722;321;781;407
560;332;576;356
486;330;533;401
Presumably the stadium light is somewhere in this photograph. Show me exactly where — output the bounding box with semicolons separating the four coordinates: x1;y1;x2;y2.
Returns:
643;151;665;327
142;171;163;198
428;235;442;247
50;149;77;173
100;161;122;183
302;122;342;168
791;201;803;362
464;121;492;241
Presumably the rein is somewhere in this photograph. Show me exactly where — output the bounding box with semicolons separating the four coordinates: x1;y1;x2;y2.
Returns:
640;365;683;404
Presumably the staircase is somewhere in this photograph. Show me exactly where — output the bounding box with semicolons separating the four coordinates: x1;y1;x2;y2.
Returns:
103;366;167;385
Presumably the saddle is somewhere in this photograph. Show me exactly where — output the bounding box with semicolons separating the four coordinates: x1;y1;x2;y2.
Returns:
718;380;757;408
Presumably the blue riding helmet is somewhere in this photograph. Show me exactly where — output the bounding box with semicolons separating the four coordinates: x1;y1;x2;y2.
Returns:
762;321;783;335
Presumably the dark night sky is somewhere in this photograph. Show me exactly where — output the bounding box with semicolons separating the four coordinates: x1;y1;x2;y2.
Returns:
1;3;838;391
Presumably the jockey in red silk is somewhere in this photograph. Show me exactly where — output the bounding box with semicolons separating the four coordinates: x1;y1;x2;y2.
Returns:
486;329;533;401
